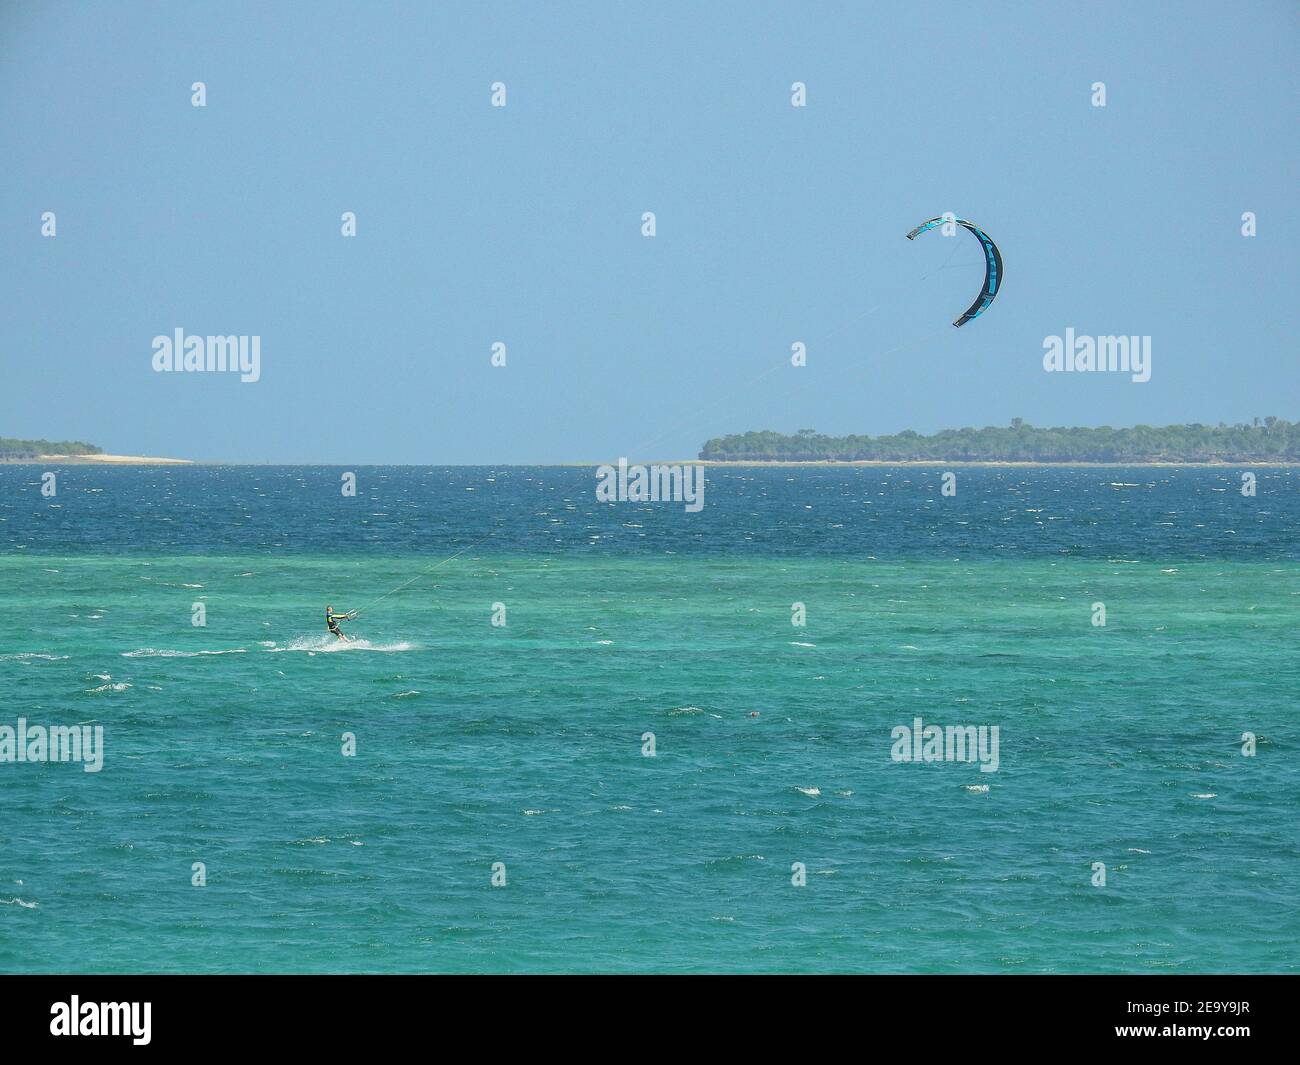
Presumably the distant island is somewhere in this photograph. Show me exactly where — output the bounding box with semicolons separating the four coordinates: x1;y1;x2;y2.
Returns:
0;437;189;464
700;418;1299;464
1;436;103;460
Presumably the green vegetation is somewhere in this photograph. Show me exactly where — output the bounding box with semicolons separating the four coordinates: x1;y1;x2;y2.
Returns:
700;418;1300;463
0;436;103;460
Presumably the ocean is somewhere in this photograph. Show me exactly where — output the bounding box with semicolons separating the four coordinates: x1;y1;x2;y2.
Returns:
1;464;1296;973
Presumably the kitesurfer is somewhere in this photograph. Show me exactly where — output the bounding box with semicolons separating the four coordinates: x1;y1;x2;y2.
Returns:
326;605;353;642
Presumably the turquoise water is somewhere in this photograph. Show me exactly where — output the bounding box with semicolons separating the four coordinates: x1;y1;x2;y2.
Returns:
1;466;1297;972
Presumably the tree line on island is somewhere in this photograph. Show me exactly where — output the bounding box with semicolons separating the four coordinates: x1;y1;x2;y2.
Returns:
699;418;1299;463
0;436;103;460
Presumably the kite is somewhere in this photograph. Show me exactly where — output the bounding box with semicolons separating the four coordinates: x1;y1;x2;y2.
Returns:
906;216;1003;327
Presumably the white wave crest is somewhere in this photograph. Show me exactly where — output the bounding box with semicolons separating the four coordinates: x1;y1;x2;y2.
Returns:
122;648;248;658
0;653;69;662
267;635;414;654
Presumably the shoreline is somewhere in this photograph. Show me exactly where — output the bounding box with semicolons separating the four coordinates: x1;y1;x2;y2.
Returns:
0;454;194;465
1;457;1295;468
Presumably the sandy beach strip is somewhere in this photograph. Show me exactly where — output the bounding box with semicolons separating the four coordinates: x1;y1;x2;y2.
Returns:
0;453;194;465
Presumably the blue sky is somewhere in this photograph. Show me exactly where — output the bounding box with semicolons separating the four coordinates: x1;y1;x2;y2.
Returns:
2;1;1296;463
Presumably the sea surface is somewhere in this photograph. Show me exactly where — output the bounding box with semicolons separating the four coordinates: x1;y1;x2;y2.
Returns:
1;465;1297;973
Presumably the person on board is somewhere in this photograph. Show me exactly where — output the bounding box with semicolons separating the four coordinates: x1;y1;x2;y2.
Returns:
325;605;354;642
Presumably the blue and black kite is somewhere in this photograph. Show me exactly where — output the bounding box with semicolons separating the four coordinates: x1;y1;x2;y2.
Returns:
906;216;1003;327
